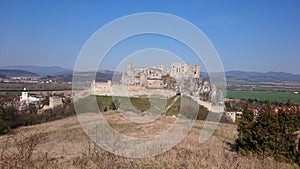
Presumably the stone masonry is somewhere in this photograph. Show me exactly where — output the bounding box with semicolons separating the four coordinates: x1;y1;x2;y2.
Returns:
121;63;200;89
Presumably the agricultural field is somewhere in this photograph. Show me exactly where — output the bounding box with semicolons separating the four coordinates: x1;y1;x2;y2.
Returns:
0;82;72;91
226;91;300;104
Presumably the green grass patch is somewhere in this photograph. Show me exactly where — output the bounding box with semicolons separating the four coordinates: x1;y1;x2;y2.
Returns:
166;96;178;107
123;97;151;112
165;96;181;116
94;95;211;122
0;91;21;96
95;95;167;112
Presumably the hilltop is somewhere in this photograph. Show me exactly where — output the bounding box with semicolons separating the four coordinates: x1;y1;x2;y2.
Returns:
0;69;38;77
226;71;300;84
201;71;300;84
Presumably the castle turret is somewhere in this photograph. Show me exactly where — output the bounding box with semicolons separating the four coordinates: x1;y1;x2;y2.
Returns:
127;63;133;76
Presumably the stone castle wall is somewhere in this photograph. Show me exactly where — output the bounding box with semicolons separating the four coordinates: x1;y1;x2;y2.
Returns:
170;63;200;79
91;81;175;98
121;62;200;89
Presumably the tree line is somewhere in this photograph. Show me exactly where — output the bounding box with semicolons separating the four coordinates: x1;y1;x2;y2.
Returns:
0;96;75;135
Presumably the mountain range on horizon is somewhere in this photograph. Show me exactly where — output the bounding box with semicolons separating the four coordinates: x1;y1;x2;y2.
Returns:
0;65;72;76
0;65;300;84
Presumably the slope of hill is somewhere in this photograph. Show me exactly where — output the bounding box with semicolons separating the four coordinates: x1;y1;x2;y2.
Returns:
0;69;38;77
0;112;294;168
0;65;72;76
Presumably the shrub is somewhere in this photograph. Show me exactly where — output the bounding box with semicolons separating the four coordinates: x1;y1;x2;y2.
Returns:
109;99;120;110
235;102;300;165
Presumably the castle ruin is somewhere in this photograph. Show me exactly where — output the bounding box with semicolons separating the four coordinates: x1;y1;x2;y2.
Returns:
91;62;212;101
121;63;200;89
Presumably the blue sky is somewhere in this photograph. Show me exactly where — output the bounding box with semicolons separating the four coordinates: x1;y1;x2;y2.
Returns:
0;0;300;73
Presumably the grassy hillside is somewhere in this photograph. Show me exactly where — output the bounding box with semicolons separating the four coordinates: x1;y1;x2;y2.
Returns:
95;95;208;117
0;95;297;168
95;95;153;112
0;112;295;168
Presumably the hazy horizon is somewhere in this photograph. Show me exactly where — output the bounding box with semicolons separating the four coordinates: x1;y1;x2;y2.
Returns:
2;64;300;76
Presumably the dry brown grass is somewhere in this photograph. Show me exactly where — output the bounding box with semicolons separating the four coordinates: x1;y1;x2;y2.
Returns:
0;111;298;169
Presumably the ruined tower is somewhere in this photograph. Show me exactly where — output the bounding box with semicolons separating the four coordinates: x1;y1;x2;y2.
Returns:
127;62;133;76
170;63;200;79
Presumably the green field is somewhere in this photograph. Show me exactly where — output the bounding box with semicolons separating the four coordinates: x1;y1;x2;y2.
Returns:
95;95;168;112
95;95;186;115
226;91;300;104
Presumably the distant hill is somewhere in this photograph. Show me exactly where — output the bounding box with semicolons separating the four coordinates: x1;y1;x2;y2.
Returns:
226;71;300;84
63;70;300;85
98;70;118;74
0;72;6;78
1;65;299;85
0;69;38;77
0;65;72;76
42;71;122;83
201;71;300;85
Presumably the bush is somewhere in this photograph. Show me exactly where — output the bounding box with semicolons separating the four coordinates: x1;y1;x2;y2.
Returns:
109;99;120;110
235;102;300;165
196;105;209;120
